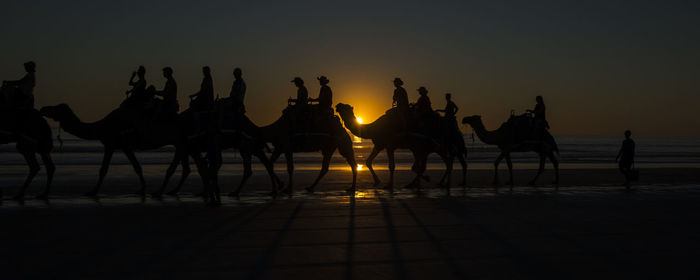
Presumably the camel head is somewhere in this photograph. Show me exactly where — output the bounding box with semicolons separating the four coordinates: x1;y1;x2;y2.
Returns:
461;115;482;126
335;103;356;120
40;104;74;122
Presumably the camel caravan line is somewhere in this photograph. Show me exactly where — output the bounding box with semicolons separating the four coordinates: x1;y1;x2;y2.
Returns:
1;65;559;204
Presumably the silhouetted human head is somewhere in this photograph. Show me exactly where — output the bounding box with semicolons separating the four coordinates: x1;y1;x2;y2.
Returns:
233;67;242;79
202;66;211;76
24;61;36;73
445;93;452;101
291;77;304;87
317;76;329;85
417;86;428;96
393;78;404;87
625;130;631;139
162;67;173;78
137;66;146;77
536;95;544;104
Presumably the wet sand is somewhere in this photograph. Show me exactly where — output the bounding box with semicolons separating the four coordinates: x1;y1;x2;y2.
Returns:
2;166;700;196
2;168;700;279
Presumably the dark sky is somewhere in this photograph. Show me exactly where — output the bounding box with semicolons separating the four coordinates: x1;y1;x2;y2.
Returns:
2;0;699;136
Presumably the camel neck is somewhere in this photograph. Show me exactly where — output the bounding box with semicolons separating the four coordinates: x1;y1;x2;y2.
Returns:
59;112;100;140
337;111;375;139
470;120;499;145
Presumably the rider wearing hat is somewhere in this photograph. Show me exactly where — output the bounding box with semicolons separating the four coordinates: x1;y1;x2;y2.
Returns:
415;86;433;118
392;78;408;109
2;61;36;108
288;77;308;105
312;76;334;120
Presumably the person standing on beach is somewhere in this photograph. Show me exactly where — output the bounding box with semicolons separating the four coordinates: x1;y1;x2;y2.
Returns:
616;130;636;188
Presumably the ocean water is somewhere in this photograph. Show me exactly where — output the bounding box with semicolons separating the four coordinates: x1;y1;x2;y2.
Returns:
1;127;700;172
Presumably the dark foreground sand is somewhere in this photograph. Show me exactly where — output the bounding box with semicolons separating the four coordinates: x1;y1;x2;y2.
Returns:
2;169;700;279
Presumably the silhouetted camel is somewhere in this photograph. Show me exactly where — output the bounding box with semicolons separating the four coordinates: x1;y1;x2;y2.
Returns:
336;103;463;190
40;104;209;196
461;115;559;189
260;107;357;194
162;99;281;198
0;108;55;200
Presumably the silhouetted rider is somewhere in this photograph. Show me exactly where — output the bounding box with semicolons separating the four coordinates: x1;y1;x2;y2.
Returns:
229;67;246;114
155;67;178;116
527;95;549;129
2;61;36;108
436;93;458;119
392;78;408;109
288;77;308;105
415;86;433;118
288;77;310;133
312;76;333;119
126;66;147;100
189;66;214;111
392;78;409;130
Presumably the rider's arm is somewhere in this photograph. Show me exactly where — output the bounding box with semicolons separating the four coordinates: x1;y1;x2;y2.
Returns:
128;72;137;86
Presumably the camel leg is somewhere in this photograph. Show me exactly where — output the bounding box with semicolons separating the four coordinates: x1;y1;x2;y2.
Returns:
14;151;40;200
230;150;253;197
385;148;396;191
285;151;294;196
156;151;183;196
528;154;546;186
549;152;560;188
457;152;467;187
365;147;381;187
493;152;505;186
253;148;280;197
166;154;190;195
438;153;453;189
346;153;357;193
413;154;428;191
88;148;114;196
124;149;147;196
270;148;282;163
208;151;222;204
505;153;514;190
190;152;209;195
307;150;333;193
36;152;55;200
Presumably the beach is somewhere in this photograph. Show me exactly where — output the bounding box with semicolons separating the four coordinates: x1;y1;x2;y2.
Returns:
2;182;700;279
2;136;700;279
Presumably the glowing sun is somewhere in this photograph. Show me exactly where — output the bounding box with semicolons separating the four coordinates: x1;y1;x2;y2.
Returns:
356;117;364;124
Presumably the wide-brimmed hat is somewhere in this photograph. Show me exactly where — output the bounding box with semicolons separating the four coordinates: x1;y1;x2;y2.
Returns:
417;86;428;94
317;76;329;83
393;77;403;85
24;61;36;72
291;77;304;84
